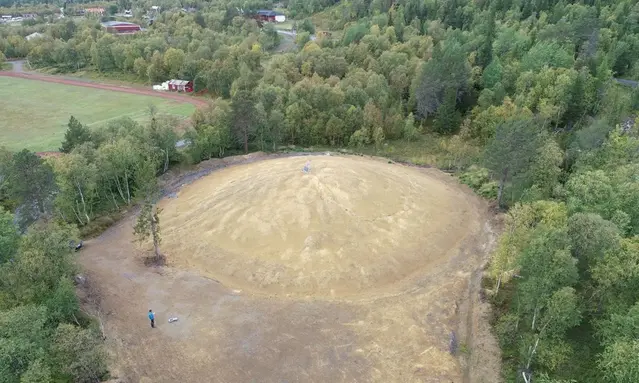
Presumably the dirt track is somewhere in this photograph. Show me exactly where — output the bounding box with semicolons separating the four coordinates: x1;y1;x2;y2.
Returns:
0;70;208;107
78;153;501;383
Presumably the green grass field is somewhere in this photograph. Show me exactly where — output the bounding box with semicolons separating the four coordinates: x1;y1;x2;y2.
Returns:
0;77;195;152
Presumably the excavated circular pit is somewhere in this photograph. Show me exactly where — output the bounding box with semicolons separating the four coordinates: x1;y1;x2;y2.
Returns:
159;155;479;298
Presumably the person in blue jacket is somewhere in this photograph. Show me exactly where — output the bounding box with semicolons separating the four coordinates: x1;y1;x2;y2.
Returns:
148;309;155;328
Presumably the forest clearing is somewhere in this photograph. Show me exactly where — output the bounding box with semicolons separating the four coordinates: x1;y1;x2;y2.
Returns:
2;0;639;381
79;152;500;382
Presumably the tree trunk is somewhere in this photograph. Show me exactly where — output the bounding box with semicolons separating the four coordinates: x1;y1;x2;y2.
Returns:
243;128;248;153
150;205;160;260
163;148;169;173
113;176;126;203
76;182;90;223
72;204;85;226
110;190;119;209
124;170;131;204
526;336;540;369
531;306;538;331
497;167;509;207
495;274;502;295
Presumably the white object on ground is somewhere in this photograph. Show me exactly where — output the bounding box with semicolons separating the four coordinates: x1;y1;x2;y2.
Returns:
168;317;178;323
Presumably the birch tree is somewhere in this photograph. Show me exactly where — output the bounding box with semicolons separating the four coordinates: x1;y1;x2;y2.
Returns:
95;139;140;205
515;228;580;373
53;153;98;225
490;201;567;294
147;108;178;173
133;159;161;260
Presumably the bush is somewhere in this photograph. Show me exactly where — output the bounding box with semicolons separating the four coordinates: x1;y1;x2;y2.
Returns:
403;113;420;141
349;128;370;148
459;165;491;190
478;181;498;199
458;165;497;199
298;19;315;34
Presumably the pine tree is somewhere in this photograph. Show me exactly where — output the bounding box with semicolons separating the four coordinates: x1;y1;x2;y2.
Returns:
60;116;91;153
433;88;461;134
477;9;496;69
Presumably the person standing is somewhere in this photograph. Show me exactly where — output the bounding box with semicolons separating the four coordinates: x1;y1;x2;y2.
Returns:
148;309;155;328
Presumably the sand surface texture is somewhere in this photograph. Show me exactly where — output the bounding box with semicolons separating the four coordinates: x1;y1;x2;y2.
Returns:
160;155;475;298
78;153;501;383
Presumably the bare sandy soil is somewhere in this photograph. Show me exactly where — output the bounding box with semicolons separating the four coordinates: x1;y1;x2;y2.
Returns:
78;153;501;383
160;155;478;299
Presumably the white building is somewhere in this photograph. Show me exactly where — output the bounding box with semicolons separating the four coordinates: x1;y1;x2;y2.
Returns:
26;32;44;41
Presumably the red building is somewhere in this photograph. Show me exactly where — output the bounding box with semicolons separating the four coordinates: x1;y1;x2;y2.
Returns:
101;21;142;34
168;79;193;93
254;10;286;23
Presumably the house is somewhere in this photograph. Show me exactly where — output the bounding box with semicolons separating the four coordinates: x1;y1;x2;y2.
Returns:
154;80;193;92
101;21;142;34
26;32;45;41
255;10;286;23
84;7;105;15
167;79;193;93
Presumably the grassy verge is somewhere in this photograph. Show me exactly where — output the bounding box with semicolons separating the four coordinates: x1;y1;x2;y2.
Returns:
38;66;148;86
269;134;481;171
360;134;481;170
79;209;130;239
273;20;294;30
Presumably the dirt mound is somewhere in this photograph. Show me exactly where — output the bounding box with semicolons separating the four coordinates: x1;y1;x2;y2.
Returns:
159;155;480;298
79;153;501;383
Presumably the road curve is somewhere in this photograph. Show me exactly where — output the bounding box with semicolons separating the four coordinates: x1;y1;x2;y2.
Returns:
276;29;316;41
614;78;639;88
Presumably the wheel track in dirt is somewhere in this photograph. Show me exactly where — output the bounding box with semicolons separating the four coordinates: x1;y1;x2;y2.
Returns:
78;153;503;383
0;70;209;107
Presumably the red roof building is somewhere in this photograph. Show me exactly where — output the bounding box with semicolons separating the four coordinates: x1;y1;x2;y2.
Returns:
253;10;286;23
168;79;193;93
101;21;142;34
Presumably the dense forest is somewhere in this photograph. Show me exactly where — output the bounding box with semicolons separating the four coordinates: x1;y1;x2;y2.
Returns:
2;0;639;382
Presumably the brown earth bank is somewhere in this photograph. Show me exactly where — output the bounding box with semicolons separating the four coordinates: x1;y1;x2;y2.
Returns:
77;152;502;383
